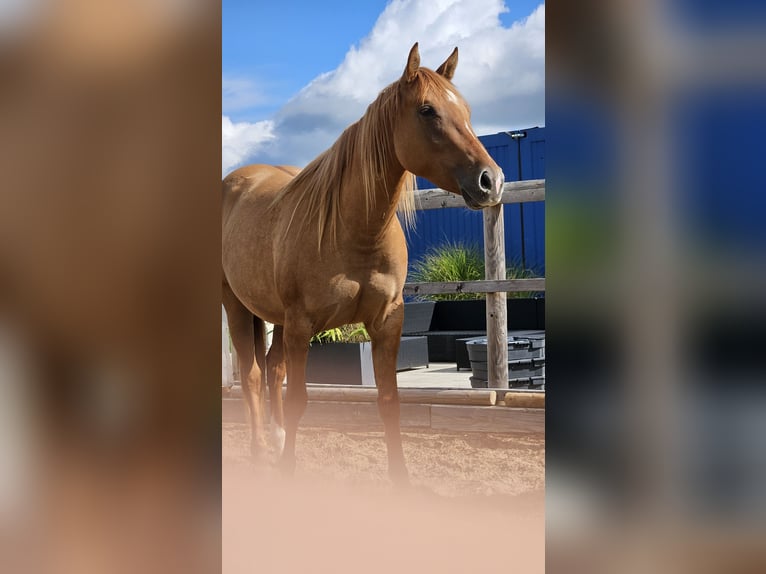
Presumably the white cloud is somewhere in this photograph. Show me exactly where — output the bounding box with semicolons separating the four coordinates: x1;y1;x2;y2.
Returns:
224;0;544;169
221;115;274;175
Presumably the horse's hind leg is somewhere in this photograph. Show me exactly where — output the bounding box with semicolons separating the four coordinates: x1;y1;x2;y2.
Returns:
223;285;268;459
266;325;286;455
369;304;409;486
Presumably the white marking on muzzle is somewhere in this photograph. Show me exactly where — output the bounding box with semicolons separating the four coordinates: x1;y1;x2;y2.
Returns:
495;168;505;198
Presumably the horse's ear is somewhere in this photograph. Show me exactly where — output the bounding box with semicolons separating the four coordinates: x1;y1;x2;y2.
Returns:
436;47;458;81
403;42;420;82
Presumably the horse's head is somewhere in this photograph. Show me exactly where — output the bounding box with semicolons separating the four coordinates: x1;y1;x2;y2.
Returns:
393;43;504;210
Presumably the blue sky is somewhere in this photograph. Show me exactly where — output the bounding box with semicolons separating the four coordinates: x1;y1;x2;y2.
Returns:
222;0;545;173
223;1;391;122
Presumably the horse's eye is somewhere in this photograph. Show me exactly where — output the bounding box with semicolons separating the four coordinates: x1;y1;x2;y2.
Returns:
418;104;437;117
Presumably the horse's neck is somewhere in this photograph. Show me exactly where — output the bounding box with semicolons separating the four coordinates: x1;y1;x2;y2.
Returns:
339;141;405;240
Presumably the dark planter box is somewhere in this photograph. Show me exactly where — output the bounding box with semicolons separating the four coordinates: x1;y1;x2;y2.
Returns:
402;301;436;334
422;299;542;362
427;300;486;362
430;298;541;331
430;300;486;331
306;342;375;386
305;336;429;385
509;298;543;330
398;336;429;370
425;331;485;363
536;298;545;330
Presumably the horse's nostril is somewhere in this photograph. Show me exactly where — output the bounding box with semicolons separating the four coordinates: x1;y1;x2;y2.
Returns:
479;170;492;192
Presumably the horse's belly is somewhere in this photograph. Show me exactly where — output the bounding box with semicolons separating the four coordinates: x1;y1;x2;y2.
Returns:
240;289;285;324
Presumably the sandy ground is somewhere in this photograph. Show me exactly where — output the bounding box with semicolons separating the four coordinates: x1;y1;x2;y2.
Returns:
223;423;545;574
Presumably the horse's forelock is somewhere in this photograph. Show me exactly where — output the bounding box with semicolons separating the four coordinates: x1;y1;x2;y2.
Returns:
406;68;456;106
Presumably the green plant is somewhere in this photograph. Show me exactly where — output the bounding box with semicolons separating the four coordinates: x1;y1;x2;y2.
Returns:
408;241;485;300
505;264;538;299
310;323;370;344
408;241;539;300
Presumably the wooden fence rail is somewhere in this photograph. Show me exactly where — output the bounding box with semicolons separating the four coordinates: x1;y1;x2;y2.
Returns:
412;178;545;209
403;278;545;297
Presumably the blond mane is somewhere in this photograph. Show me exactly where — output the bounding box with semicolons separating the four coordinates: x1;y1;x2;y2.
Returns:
271;69;454;248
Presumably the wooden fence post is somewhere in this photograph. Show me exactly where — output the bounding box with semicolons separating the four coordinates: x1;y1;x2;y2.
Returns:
483;204;509;389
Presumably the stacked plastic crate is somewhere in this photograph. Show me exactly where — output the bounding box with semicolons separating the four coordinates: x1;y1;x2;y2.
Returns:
465;330;545;389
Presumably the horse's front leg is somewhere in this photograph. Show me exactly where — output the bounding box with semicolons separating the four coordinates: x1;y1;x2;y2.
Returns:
369;302;409;486
279;314;312;475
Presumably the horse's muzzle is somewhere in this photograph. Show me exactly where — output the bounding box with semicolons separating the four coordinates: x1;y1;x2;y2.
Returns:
461;167;504;210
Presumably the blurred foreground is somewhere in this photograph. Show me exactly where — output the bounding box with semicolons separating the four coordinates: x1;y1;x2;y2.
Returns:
223;424;545;574
547;1;766;572
0;2;221;572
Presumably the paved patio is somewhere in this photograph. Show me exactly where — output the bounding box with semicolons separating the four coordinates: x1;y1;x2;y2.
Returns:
396;362;472;389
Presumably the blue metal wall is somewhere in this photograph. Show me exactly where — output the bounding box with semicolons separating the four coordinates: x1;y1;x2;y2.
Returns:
409;127;546;276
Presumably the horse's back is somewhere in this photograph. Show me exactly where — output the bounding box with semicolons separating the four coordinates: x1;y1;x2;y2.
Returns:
222;164;300;222
225;164;300;183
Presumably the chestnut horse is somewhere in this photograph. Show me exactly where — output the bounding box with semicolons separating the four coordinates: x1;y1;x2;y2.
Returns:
222;44;503;484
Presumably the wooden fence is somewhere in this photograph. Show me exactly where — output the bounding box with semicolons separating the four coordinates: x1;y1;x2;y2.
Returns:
223;179;546;389
406;178;546;389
